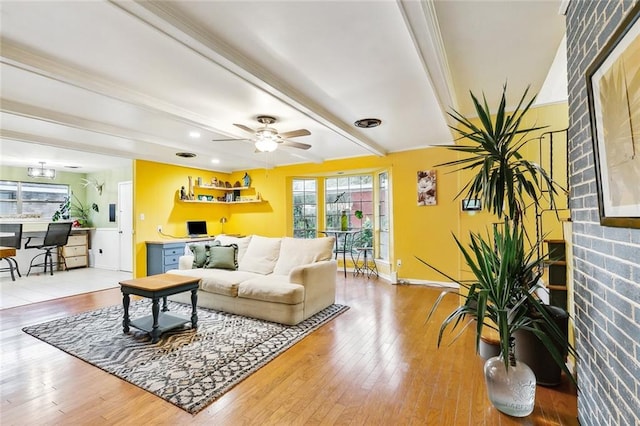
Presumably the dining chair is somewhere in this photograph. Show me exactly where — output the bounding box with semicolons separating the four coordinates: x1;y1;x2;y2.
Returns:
25;222;73;276
0;223;23;281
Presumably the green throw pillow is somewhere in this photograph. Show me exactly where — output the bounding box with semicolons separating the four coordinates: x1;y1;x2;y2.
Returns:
204;244;238;270
189;241;219;268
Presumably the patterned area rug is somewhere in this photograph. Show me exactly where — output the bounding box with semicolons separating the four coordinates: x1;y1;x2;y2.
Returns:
22;301;348;414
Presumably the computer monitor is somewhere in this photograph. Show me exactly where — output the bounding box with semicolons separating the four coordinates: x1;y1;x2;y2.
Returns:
187;220;208;237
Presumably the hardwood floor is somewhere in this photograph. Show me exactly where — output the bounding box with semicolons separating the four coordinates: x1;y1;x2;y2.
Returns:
0;274;577;425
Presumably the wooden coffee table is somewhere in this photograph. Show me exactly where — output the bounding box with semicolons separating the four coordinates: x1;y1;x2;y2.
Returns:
119;273;200;343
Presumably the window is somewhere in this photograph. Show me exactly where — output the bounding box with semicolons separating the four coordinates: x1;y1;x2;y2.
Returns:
292;178;317;238
0;180;69;218
325;175;373;233
378;171;389;261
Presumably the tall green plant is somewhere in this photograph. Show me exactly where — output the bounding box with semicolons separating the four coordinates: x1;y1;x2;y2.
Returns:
439;84;558;224
417;220;576;382
420;85;577;385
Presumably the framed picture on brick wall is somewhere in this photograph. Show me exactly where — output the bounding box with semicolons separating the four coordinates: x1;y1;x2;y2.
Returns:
586;2;640;228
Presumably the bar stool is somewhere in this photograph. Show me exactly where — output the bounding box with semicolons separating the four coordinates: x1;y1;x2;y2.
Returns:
0;223;23;281
25;222;72;276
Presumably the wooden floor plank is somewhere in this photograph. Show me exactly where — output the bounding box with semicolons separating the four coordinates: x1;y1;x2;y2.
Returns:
0;273;577;424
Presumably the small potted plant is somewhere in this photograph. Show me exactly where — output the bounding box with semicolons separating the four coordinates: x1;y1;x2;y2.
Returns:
52;193;99;227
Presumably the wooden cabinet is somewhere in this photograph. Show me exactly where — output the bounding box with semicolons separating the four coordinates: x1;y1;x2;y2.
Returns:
146;241;185;276
146;238;216;275
61;233;88;270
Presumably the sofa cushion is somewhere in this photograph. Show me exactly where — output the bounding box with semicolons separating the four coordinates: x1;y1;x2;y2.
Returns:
238;236;282;274
204;244;238;270
189;241;220;268
168;268;260;297
272;236;335;275
200;270;261;297
215;234;252;263
238;276;304;304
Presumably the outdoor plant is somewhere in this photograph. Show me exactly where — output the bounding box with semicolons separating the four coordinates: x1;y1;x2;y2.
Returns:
354;210;373;248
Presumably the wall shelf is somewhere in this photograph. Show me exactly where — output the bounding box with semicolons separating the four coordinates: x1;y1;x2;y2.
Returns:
183;183;261;204
179;199;264;204
196;184;251;191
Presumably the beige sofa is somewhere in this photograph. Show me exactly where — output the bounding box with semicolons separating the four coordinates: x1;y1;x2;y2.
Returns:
167;234;337;325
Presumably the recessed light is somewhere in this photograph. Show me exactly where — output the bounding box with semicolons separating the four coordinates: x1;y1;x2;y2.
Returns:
176;152;197;158
64;165;81;169
354;118;382;128
189;131;201;138
211;159;220;164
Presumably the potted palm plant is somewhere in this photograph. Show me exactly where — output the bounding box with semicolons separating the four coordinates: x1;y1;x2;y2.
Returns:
419;84;576;416
52;193;99;227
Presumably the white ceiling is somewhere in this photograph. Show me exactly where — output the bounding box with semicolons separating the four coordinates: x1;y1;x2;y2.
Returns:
0;1;566;174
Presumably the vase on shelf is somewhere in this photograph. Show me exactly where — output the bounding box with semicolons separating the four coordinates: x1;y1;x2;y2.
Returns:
340;210;348;231
188;176;194;200
484;337;536;417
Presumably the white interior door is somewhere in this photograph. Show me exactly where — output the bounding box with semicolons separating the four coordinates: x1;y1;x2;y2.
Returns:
118;181;133;272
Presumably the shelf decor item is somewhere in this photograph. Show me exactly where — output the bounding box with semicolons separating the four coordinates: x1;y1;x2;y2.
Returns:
188;176;194;200
243;172;251;188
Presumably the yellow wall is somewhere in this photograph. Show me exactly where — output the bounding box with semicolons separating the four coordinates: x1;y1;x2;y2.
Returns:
133;103;569;281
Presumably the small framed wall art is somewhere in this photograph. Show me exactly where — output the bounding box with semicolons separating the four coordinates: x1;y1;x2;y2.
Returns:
417;170;436;206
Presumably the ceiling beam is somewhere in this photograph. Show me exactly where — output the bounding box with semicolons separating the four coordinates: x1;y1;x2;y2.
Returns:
109;0;387;157
0;100;257;167
0;38;237;139
397;0;458;118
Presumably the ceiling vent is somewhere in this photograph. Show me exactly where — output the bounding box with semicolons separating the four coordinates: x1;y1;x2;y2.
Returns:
176;152;197;158
354;118;382;128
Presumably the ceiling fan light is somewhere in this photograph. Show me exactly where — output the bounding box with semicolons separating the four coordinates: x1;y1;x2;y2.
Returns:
257;128;277;140
255;139;278;152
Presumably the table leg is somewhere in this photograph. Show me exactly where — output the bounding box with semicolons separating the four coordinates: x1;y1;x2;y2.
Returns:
6;258;16;281
122;293;130;333
363;249;369;278
151;297;160;343
162;296;169;312
191;289;198;328
343;234;347;278
13;258;21;278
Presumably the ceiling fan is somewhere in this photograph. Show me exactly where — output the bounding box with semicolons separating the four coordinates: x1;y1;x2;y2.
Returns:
213;116;311;152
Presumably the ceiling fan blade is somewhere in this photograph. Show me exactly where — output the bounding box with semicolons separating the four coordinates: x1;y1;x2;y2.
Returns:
279;129;311;139
281;140;312;150
233;123;256;134
212;137;251;142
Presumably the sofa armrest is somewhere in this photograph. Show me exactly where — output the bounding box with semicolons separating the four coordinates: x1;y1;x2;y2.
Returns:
289;260;337;317
179;255;195;270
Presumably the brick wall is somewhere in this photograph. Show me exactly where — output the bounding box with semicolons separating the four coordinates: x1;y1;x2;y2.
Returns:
566;1;640;424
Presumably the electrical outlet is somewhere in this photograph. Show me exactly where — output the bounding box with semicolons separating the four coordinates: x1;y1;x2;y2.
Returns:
396;259;402;267
157;225;162;233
